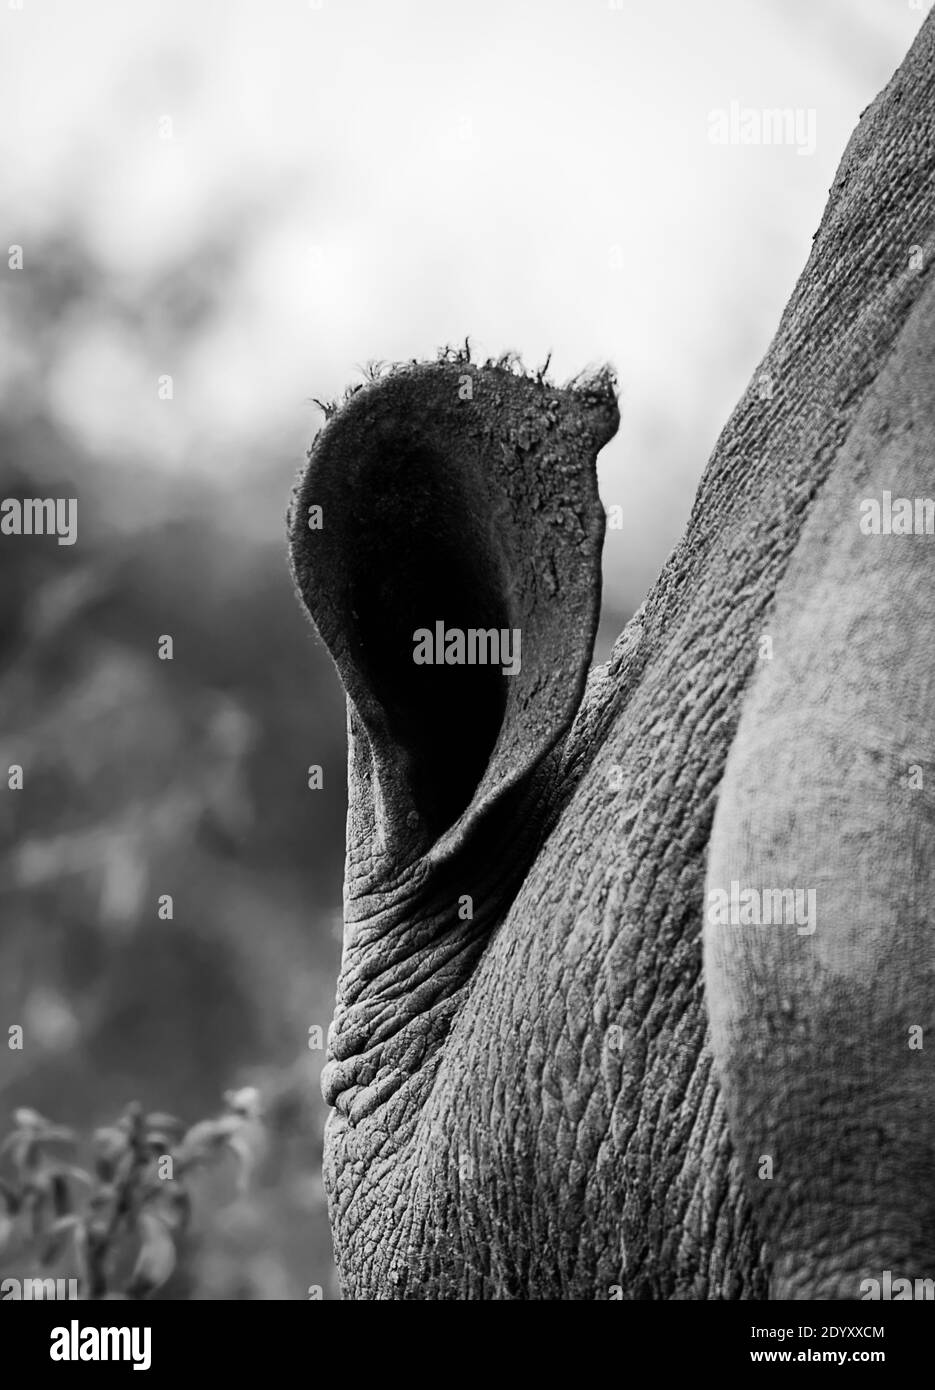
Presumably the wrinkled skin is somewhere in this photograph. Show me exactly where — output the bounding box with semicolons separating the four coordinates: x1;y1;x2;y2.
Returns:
290;16;935;1299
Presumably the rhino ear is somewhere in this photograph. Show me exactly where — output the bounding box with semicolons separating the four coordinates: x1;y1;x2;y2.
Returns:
289;357;618;866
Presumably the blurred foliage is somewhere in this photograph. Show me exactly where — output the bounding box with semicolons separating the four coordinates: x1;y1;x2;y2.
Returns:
0;1088;265;1299
0;223;346;1297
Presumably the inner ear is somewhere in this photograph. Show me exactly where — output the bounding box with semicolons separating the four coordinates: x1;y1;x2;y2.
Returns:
347;438;510;840
289;358;619;864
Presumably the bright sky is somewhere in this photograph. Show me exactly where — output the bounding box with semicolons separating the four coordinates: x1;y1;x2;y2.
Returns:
1;0;928;614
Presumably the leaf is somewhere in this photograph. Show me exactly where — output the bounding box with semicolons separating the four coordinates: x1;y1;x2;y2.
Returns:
12;1108;47;1131
35;1126;76;1146
5;1114;73;1147
168;1187;191;1233
144;1132;175;1154
5;1132;40;1175
71;1221;92;1299
151;1184;190;1232
225;1122;266;1193
21;1187;44;1239
0;1210;16;1253
113;1149;136;1187
93;1125;129;1155
62;1165;93;1188
127;1212;176;1299
92;1126;129;1179
223;1086;261;1119
41;1214;80;1265
175;1116;240;1167
144;1112;184;1137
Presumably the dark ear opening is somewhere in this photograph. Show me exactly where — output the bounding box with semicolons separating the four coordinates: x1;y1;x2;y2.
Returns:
346;436;510;839
289;358;618;865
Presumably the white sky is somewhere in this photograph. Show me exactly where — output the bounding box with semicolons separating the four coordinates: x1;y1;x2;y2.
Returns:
1;0;929;613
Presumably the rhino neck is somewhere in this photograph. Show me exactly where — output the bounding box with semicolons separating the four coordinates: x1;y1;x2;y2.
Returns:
323;744;559;1121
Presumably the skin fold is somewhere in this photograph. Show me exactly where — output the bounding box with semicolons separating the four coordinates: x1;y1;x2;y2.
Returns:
289;14;935;1298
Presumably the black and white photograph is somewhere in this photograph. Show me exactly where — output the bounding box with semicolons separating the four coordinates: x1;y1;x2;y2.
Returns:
1;0;934;1363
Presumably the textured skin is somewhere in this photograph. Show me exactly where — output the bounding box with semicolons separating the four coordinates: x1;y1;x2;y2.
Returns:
705;273;935;1300
290;16;935;1299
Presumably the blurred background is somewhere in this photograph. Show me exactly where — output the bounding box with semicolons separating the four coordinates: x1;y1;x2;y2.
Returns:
0;0;926;1298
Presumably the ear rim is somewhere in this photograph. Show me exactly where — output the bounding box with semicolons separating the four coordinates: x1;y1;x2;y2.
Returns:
289;355;619;871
